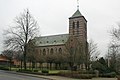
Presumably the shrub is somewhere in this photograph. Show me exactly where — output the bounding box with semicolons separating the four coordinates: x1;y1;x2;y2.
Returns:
33;69;38;72
58;71;71;77
41;69;49;73
78;70;95;74
18;69;21;71
17;69;32;72
73;74;93;79
0;65;9;70
99;72;116;78
58;71;93;79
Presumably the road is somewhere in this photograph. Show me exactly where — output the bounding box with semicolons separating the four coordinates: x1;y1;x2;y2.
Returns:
0;70;48;80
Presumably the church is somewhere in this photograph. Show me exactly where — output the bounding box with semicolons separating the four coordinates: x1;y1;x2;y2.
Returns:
33;6;89;69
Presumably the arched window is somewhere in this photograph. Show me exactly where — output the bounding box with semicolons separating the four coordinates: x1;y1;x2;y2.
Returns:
50;48;54;54
72;22;75;29
59;48;62;54
43;49;46;56
77;21;79;28
77;21;79;35
72;22;75;35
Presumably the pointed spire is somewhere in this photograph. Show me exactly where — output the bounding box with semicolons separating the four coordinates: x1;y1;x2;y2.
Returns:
77;0;79;10
69;0;83;18
71;10;82;18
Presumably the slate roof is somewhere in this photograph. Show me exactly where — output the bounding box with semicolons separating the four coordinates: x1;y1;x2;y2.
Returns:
34;34;69;47
70;10;83;18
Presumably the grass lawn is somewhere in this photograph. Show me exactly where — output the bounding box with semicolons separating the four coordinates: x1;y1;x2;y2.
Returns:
10;67;18;71
49;70;60;74
38;69;70;74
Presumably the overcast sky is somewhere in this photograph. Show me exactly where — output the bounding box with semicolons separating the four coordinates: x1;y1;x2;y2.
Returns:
0;0;120;56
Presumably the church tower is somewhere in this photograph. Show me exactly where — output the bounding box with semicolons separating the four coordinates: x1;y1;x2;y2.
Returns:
69;9;87;44
68;2;88;69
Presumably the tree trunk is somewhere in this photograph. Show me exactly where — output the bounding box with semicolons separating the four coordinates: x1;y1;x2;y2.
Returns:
9;59;11;71
24;45;27;70
55;63;57;70
47;63;49;69
32;61;35;70
20;60;23;70
29;62;31;69
30;62;32;70
39;63;42;70
50;63;52;70
35;62;37;69
59;63;61;69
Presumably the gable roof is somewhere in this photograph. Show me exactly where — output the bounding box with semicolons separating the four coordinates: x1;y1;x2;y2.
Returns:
34;34;69;47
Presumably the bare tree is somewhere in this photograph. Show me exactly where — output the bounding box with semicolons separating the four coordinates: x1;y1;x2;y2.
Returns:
108;43;118;72
110;24;120;47
111;24;120;40
103;23;120;73
88;39;100;61
108;25;120;72
14;50;23;69
4;9;39;70
2;50;15;70
37;55;45;70
26;39;39;70
65;36;86;70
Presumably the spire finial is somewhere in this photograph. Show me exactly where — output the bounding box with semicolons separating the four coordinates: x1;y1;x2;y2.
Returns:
77;0;79;10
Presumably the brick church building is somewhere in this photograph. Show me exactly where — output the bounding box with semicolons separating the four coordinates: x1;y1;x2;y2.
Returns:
33;8;89;69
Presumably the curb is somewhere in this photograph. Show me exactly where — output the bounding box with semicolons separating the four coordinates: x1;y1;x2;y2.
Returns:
1;70;54;80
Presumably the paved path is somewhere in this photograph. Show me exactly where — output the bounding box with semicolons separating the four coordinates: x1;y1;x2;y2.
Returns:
92;78;117;80
0;70;117;80
41;76;117;80
0;70;48;80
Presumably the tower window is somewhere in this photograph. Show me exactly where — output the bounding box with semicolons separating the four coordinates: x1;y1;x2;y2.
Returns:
72;22;75;35
72;22;75;29
77;21;79;35
77;21;79;28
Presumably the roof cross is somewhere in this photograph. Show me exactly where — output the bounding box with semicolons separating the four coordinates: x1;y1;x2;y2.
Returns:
77;0;79;10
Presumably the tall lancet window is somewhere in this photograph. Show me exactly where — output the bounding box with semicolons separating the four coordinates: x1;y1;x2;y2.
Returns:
59;48;62;54
43;49;46;56
50;48;54;55
73;22;75;29
72;22;75;35
77;21;79;28
77;21;79;35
